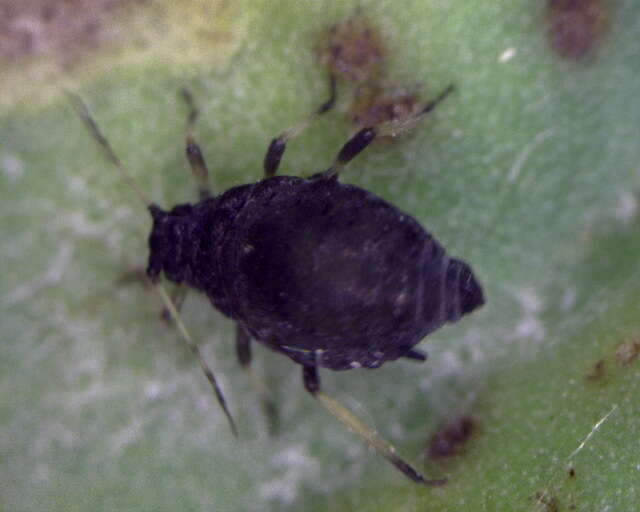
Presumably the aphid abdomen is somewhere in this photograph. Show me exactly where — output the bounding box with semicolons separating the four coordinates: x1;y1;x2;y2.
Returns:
443;258;484;322
146;174;484;372
223;176;484;370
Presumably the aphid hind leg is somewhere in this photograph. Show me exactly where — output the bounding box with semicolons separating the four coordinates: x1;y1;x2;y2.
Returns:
235;325;279;433
181;89;212;199
263;74;337;178
302;365;445;486
324;84;455;178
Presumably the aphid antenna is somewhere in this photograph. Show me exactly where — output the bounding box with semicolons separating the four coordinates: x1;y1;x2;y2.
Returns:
70;93;238;438
69;93;153;208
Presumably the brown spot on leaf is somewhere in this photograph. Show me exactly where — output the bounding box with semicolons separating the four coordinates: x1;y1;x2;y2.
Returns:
316;9;387;83
0;0;147;66
427;415;476;459
615;337;640;367
532;490;560;512
546;0;610;60
585;358;606;382
568;466;576;478
349;84;423;141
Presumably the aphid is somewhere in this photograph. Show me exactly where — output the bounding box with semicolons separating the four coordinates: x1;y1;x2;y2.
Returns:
72;79;484;485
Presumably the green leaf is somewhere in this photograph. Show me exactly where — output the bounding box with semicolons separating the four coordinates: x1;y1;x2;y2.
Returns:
2;1;639;510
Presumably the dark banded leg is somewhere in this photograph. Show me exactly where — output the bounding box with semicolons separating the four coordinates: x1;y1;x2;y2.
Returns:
181;89;212;199
323;84;455;179
302;365;446;486
404;348;427;362
235;324;279;433
263;74;337;178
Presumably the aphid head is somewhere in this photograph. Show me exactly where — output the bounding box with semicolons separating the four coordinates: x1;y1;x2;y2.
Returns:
146;202;202;285
146;204;171;283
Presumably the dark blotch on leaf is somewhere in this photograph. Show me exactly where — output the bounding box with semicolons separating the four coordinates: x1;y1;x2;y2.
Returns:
349;84;423;142
546;0;610;60
316;9;387;83
585;358;606;382
427;415;476;459
615;337;640;367
533;491;560;512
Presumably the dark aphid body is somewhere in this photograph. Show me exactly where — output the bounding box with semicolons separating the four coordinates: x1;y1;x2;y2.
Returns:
74;82;483;485
148;175;483;371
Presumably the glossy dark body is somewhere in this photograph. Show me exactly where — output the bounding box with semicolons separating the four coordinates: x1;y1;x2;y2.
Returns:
147;175;484;371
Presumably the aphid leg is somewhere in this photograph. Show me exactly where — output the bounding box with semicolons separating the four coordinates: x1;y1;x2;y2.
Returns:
181;89;212;199
72;95;237;437
264;74;337;178
324;84;455;178
324;126;377;178
156;285;239;438
403;348;428;362
160;284;188;324
302;365;446;486
235;324;279;433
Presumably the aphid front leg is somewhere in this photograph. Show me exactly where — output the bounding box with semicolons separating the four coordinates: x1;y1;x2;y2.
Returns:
73;94;238;437
302;365;445;486
263;74;337;178
235;324;278;433
157;88;214;321
181;88;212;199
160;284;188;324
